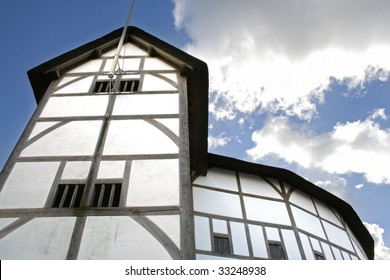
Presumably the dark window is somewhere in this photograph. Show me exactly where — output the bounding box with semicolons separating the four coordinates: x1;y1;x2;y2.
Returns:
315;252;325;260
269;243;286;260
52;184;85;208
93;80;111;93
119;79;139;92
213;235;231;255
91;183;122;207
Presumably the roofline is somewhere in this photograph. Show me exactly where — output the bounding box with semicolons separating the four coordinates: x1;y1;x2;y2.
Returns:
27;26;209;175
207;153;374;260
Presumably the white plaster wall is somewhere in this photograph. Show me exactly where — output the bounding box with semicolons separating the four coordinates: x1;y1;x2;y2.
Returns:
239;173;282;199
156;118;179;137
62;161;91;180
289;189;317;214
103;58;140;72
193;187;242;218
147;215;181;249
291;206;326;239
265;227;280;241
54;76;94;94
196;254;234;260
0;217;75;259
314;199;343;227
40;96;108;117
103;120;178;155
244;196;291;226
67;59;104;73
332;247;343;260
212;219;228;234
321;241;335;260
249;224;268;258
310;237;322;252
282;229;302;260
127;159;179;206
102;43;148;57
299;233;315;260
143;58;175;71
21;121;102;157
230;222;249;256
28;122;59;139
112;94;179;116
193;168;238;192
0;162;59;208
323;221;354;251
194;216;211;251
97;161;126;179
77;216;172;259
0;218;18;230
142;74;178;91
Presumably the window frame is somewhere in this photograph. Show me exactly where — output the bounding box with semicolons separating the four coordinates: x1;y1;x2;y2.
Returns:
213;234;232;255
51;183;86;208
268;242;286;260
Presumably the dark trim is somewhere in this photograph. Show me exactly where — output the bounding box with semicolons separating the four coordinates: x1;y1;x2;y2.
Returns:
27;26;209;176
207;153;374;260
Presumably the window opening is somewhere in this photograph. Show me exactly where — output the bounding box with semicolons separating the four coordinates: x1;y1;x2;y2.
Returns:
91;183;122;207
93;80;112;93
213;235;231;255
52;184;85;208
268;243;286;260
315;252;325;260
119;79;139;92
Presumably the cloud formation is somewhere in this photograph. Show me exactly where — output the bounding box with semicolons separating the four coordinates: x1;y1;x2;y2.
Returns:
364;223;390;260
173;0;390;120
246;111;390;184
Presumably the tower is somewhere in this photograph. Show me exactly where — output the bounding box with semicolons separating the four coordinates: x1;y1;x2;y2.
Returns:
0;27;373;260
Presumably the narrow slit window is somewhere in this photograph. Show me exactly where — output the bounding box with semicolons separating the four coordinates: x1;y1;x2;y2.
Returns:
52;184;85;208
119;79;139;92
268;243;286;260
91;183;122;207
93;80;111;93
213;235;231;255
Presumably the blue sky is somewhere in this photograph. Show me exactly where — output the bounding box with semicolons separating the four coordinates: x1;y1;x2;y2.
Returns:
1;0;390;259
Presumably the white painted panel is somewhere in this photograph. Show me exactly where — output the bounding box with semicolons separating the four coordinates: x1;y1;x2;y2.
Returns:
147;215;180;249
289;189;316;213
193;168;238;192
97;161;125;179
265;227;280;241
0;217;75;259
321;242;335;260
310;237;322;252
193;187;242;219
78;216;172;259
0;162;59;208
54;76;94;93
240;173;282;199
230;222;249;256
268;178;282;193
248;224;268;258
299;233;315;260
332;246;343;260
323;221;354;251
68;59;104;73
160;73;178;84
40;96;108;117
21;121;102;157
127;159;179;206
144;58;175;71
244;197;291;226
282;229;302;260
351;255;358;260
196;254;235;260
102;43;148;57
314;199;343;227
341;250;351;260
112;94;179;115
291;206;326;239
142;74;178;91
345;224;368;260
194;216;211;251
156;118;179;137
0;218;18;230
28;122;59;139
62;161;91;180
103;120;178;155
103;58;140;72
212;219;228;234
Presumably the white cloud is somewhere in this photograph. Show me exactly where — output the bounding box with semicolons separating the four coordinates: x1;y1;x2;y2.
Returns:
246;113;390;184
208;134;231;150
172;0;390;120
355;184;364;189
364;222;390;260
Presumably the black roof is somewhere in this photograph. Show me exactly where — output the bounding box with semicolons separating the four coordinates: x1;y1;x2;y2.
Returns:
27;27;374;260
